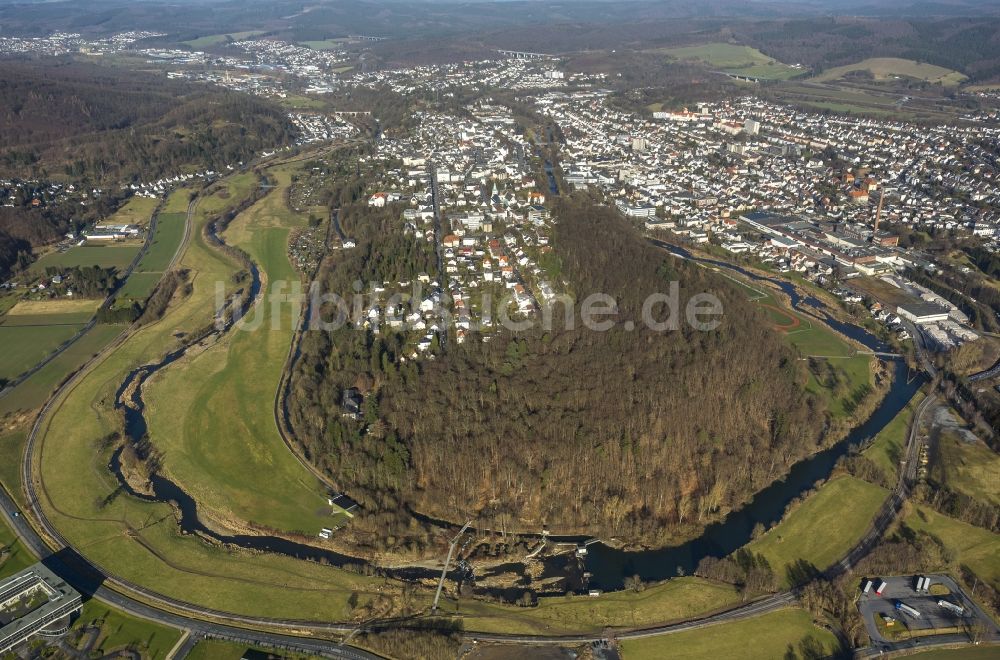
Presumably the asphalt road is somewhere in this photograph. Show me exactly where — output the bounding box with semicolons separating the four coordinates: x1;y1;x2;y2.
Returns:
857;575;1000;653
0;197;173;402
4;188;993;657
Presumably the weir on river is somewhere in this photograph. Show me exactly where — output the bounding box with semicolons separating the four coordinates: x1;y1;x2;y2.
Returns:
108;231;925;597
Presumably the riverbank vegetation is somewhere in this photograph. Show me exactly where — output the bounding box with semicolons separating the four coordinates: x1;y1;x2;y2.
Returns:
745;475;888;587
290;197;843;551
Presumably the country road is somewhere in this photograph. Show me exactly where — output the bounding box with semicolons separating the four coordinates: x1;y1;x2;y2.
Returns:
0;196;176;402
3;170;991;658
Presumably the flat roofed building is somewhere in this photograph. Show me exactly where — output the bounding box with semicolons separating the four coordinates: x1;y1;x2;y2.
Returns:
897;302;950;325
0;563;82;654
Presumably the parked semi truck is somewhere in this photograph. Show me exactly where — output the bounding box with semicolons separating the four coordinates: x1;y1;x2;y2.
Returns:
875;579;887;595
938;599;965;616
895;601;921;619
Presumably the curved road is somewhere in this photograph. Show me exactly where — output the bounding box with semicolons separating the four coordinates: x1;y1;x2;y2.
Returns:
0;197;173;401
5;187;989;657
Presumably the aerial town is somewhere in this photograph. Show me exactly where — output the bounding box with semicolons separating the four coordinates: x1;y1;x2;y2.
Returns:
1;3;999;659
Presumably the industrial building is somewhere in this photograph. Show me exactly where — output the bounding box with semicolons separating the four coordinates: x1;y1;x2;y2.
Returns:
896;301;951;325
0;563;82;654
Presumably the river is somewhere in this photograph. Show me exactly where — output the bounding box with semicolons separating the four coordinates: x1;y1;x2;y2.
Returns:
107;225;924;597
575;240;924;590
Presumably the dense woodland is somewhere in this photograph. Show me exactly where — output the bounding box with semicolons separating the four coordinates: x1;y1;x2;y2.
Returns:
0;60;297;185
289;198;834;548
0;60;297;277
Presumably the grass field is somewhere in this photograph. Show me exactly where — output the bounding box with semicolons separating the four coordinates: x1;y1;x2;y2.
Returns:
811;58;967;86
931;432;1000;506
186;638;320;660
750;289;873;418
32;245;140;272
74;600;182;659
0;324;121;416
0;428;27;507
278;95;328;110
905;505;1000;591
136;212;187;273
6;298;100;319
162;188;193;214
102;196;158;228
0;323;86;381
115;272;164;303
144;164;335;533
618;607;838;660
655;42;802;80
0;513;35;579
746;475;888;586
183;31;264;49
32;165;408;622
866;392;924;483
906;647;1000;660
300;38;348;50
459;577;740;635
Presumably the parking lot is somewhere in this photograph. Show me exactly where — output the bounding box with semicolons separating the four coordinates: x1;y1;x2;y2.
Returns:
857;574;998;645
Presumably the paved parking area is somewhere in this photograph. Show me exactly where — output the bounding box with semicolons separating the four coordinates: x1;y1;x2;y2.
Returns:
857;574;998;645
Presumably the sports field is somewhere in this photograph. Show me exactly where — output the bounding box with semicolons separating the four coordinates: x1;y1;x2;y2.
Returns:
618;607;838;660
746;475;888;586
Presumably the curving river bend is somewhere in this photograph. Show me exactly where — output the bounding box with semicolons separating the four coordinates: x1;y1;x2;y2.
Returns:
109;229;924;596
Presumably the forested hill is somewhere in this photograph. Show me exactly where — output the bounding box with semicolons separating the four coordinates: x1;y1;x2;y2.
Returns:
290;199;830;548
0;59;297;184
0;58;298;278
